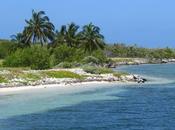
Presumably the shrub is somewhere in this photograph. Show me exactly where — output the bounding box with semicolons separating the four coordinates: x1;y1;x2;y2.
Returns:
30;46;51;70
0;60;4;67
113;72;129;78
91;50;109;63
0;76;8;83
3;49;24;67
43;71;82;79
82;66;113;74
54;62;73;68
52;45;73;64
3;45;51;70
52;45;85;65
20;73;41;81
0;40;14;59
82;56;99;64
49;54;57;67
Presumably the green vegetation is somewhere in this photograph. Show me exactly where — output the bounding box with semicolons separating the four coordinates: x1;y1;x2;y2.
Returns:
43;71;83;79
55;62;73;68
52;45;85;64
82;56;100;64
0;40;14;59
0;10;105;70
20;73;41;81
107;44;175;59
113;72;129;78
110;58;133;63
83;66;113;74
0;60;3;67
80;23;105;53
0;10;175;72
53;23;80;47
0;76;8;83
3;46;51;70
82;66;129;78
0;69;84;85
18;10;55;46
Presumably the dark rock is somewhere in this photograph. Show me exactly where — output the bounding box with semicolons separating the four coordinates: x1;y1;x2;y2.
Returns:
133;75;147;83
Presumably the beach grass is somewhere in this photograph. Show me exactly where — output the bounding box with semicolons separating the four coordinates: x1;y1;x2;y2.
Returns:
82;66;113;74
113;72;129;78
19;73;41;81
110;58;134;62
0;75;8;83
0;59;3;67
43;70;83;79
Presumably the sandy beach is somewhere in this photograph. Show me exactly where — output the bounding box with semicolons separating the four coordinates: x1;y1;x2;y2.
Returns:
0;67;146;94
0;81;136;94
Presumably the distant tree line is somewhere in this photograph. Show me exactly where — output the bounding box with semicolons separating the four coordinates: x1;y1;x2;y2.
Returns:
106;43;175;59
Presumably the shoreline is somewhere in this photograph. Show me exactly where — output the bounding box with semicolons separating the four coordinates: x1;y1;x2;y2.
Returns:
0;67;147;93
0;81;136;93
108;58;175;68
6;61;174;93
1;62;174;93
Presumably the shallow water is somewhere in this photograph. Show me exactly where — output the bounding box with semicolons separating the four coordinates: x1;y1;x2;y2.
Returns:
0;64;175;130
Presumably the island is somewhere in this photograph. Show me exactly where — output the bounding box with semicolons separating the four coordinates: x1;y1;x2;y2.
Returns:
0;10;175;91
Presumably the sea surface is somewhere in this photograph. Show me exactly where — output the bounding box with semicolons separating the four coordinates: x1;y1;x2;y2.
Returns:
0;64;175;130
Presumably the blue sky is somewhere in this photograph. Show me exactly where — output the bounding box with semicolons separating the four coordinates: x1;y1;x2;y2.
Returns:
0;0;175;48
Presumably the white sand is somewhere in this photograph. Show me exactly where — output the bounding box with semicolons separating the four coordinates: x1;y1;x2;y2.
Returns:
0;81;125;93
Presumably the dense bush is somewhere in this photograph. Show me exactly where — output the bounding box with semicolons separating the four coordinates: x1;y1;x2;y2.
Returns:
2;44;109;70
52;45;85;65
91;50;109;63
0;40;29;59
82;56;99;64
3;49;24;67
3;46;51;70
54;62;73;68
0;41;14;59
0;60;4;67
150;48;175;59
30;46;51;69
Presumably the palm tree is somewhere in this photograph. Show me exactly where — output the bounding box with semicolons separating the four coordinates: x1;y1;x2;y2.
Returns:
80;23;105;53
10;33;30;48
52;25;67;47
65;23;80;47
11;33;24;43
53;23;80;47
23;10;55;46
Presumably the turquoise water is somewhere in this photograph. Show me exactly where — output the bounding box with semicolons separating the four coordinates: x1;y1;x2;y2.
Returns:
0;64;175;130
